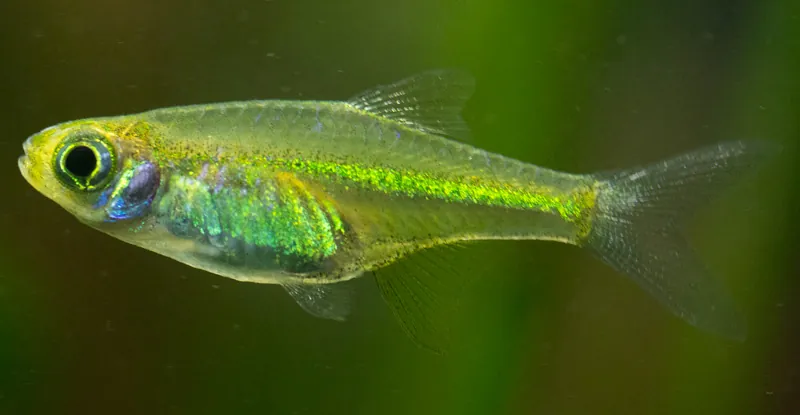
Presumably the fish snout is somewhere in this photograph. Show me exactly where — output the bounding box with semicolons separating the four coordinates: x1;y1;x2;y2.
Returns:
18;135;39;184
22;135;34;155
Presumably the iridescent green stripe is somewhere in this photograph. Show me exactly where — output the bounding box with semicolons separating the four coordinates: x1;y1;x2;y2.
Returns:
269;158;595;223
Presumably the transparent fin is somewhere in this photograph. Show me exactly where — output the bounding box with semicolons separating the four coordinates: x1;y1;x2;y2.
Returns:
373;244;475;354
283;282;353;322
347;69;475;141
587;141;779;340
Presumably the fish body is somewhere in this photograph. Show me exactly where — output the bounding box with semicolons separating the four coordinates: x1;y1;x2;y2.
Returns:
19;71;769;352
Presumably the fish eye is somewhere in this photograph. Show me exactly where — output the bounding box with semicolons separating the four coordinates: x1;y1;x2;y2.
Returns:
54;131;116;191
64;146;97;177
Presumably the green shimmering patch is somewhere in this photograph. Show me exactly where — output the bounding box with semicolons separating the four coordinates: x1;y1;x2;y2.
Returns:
157;170;341;267
322;200;345;235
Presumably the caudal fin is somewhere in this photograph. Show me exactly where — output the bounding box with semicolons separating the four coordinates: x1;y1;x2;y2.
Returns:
586;141;776;340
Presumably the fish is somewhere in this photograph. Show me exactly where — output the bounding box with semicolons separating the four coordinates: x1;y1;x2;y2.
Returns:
18;70;772;353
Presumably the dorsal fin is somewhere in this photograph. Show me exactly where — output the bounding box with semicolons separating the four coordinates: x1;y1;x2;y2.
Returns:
347;69;476;141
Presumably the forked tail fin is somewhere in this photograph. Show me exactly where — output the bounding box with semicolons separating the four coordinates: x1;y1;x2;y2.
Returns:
586;141;776;340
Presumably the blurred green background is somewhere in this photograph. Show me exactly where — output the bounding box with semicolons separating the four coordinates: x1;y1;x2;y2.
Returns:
0;0;797;414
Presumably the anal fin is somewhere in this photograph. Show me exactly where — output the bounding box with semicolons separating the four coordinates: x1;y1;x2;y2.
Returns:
373;243;478;354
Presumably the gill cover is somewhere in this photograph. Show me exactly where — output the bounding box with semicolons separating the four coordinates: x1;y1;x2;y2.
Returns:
98;160;161;222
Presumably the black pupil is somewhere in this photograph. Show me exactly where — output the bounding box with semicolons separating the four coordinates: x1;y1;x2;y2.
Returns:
65;146;97;178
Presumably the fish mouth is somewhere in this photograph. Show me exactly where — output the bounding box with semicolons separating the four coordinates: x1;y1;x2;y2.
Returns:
18;148;50;201
18;155;32;184
22;135;33;154
18;137;34;184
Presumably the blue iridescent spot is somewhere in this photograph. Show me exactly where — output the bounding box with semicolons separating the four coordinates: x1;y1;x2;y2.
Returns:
94;187;113;209
106;161;161;221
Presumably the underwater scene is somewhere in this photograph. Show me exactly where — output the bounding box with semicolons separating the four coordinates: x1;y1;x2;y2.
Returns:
1;0;798;414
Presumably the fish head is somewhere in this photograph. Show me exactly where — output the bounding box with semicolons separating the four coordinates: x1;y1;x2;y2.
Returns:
19;118;161;225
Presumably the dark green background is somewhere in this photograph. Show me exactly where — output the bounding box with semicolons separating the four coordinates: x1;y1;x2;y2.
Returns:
0;0;797;414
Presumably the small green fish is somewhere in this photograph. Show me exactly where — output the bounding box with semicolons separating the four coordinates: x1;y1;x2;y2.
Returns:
19;70;769;352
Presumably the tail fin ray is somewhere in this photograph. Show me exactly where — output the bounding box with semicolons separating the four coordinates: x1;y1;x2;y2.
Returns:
587;141;775;340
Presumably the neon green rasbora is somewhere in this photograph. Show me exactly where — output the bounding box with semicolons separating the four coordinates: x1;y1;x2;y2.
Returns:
19;70;767;352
